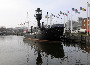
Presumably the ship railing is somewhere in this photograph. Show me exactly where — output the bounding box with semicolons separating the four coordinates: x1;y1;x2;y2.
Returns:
30;33;35;35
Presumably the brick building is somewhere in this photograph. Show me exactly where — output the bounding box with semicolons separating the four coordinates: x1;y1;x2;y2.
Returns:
82;18;90;29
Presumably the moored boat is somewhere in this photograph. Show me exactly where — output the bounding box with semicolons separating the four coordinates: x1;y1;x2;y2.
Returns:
24;8;64;41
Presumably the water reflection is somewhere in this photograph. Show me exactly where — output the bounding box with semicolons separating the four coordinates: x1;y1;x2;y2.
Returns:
23;39;64;65
36;51;43;65
63;42;90;65
23;38;90;65
0;36;90;65
63;42;90;53
81;43;90;53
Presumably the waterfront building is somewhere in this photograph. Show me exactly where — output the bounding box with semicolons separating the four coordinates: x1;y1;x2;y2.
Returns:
7;28;15;35
77;17;83;30
65;20;79;33
82;17;90;29
0;26;7;35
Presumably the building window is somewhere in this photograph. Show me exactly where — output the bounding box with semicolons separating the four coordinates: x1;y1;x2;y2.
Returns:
84;24;85;26
84;20;85;22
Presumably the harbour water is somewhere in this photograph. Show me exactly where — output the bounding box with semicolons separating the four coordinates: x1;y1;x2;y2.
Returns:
0;36;90;65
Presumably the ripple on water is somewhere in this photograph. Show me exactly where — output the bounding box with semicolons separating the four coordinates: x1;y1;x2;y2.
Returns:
0;36;90;65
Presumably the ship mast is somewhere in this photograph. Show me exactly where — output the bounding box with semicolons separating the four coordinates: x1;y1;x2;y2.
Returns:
35;8;42;28
47;12;48;27
26;12;29;31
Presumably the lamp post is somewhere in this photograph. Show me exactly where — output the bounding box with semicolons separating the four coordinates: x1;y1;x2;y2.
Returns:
35;8;42;28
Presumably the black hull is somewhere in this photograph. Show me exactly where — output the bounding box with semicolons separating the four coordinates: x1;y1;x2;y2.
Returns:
24;25;64;41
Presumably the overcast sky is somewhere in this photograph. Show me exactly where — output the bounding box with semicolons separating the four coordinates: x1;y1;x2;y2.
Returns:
0;0;90;28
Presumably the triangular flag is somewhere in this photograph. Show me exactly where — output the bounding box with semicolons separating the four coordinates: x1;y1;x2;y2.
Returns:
52;14;53;16
68;11;70;14
80;7;82;10
45;15;47;18
58;14;60;16
82;8;84;11
84;9;86;11
63;13;64;15
60;11;62;14
75;9;78;12
54;15;55;17
56;16;59;18
65;13;66;15
65;13;67;16
68;11;69;13
78;12;80;14
72;8;74;11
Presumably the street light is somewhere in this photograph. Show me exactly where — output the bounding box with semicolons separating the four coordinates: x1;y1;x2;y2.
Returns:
35;8;42;28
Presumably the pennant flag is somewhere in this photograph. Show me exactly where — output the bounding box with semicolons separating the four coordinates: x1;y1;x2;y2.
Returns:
56;16;59;18
52;14;54;16
82;8;84;11
68;11;69;13
58;14;60;16
75;9;78;12
57;17;59;18
75;11;78;13
88;3;90;7
80;7;82;10
72;8;74;11
75;10;80;14
68;11;70;14
84;9;86;11
54;15;55;17
65;13;67;16
63;13;64;15
20;24;23;25
60;11;62;14
75;11;80;14
45;15;50;18
65;13;66;15
51;14;55;17
78;12;80;14
45;15;47;18
80;7;86;11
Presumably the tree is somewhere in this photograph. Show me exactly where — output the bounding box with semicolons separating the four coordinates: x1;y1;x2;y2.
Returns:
0;26;6;32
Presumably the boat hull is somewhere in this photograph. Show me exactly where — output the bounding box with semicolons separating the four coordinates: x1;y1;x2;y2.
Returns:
24;26;64;41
